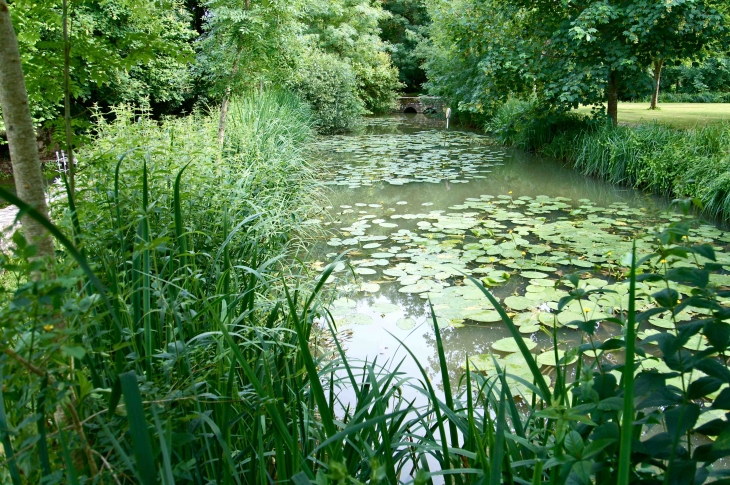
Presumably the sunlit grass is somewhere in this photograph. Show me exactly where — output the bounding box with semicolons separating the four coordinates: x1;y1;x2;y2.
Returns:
575;102;730;129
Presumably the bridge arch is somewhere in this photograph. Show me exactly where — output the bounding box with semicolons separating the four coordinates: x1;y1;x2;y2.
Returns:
393;96;445;115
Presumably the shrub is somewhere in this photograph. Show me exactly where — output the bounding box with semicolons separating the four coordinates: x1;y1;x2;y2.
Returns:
630;92;730;103
486;98;585;152
352;50;402;115
288;50;365;134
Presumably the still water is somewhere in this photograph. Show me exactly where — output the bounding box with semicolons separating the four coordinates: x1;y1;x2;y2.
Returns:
307;114;730;401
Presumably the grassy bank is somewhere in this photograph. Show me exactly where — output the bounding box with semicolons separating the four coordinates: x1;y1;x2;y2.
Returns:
490;99;730;220
575;102;730;129
0;91;336;483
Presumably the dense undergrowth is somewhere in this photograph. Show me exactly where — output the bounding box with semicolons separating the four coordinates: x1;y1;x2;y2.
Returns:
630;92;730;104
487;99;730;220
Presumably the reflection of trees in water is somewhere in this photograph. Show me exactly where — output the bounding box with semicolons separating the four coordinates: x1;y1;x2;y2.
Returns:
496;150;666;210
422;323;503;392
364;281;429;320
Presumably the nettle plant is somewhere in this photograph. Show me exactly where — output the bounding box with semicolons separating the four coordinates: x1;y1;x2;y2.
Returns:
529;218;730;484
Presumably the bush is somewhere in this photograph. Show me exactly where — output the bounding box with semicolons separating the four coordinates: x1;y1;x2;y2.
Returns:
352;50;402;115
288;50;365;135
630;92;730;103
486;98;586;152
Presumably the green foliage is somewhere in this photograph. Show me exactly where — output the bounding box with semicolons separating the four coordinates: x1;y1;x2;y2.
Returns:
6;0;194;124
423;0;729;121
194;0;401;129
288;50;365;134
662;57;730;95
632;92;730;103
487;98;587;151
302;0;402;114
194;0;302;100
380;0;430;92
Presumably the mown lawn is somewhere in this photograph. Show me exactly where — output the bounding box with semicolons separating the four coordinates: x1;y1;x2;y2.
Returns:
576;102;730;129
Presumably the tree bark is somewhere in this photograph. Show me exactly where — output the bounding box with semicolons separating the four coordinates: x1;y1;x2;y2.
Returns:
650;58;663;110
0;0;54;256
607;70;619;126
217;47;243;145
217;90;231;145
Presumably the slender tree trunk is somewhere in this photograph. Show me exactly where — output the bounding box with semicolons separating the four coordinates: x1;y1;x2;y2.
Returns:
650;58;663;110
217;89;231;145
0;0;54;256
607;70;619;126
217;48;243;145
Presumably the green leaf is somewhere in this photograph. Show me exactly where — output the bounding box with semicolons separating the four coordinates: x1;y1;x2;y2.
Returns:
61;345;86;359
564;430;585;457
120;372;157;485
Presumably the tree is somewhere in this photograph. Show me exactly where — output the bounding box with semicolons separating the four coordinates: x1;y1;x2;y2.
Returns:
423;0;728;124
626;1;728;109
380;0;430;92
0;0;53;256
196;0;302;142
3;0;194;127
302;0;402;114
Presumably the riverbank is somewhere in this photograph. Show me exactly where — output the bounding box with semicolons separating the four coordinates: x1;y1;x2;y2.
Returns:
487;99;730;220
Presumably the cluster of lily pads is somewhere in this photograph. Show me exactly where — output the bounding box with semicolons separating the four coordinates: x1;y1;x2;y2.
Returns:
312;130;503;188
311;119;730;405
318;193;730;399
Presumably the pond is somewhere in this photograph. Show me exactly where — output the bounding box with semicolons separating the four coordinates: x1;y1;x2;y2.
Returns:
307;114;730;407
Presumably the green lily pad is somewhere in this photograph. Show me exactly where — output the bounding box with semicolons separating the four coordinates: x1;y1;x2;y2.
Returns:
521;271;548;279
371;303;401;315
465;310;502;323
360;283;381;293
492;338;537;353
396;318;416;330
536;350;578;367
504;296;532;311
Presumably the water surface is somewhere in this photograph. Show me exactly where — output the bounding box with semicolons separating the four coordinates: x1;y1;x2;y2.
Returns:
308;114;730;402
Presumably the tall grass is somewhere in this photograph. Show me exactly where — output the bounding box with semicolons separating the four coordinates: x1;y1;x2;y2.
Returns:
487;99;730;220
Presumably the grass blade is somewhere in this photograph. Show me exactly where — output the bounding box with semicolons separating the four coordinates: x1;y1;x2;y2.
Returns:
430;301;460;452
0;365;21;485
120;371;157;485
617;241;637;485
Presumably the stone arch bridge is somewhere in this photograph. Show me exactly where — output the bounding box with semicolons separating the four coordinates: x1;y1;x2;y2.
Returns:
393;96;444;114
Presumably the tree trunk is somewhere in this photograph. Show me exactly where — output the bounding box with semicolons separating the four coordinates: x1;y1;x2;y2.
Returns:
217;90;230;145
607;70;619;126
650;58;663;110
217;47;243;145
0;0;54;257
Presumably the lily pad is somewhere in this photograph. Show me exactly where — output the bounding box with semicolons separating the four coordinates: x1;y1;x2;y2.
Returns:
536;350;578;367
504;296;532;311
355;268;377;276
396;318;416;330
360;283;381;293
492;338;537;353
